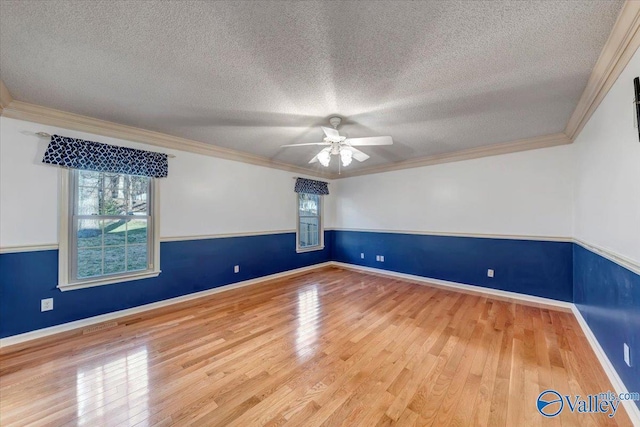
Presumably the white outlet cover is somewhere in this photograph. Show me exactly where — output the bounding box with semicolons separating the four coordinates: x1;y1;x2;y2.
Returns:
624;343;631;367
380;256;385;262
41;298;53;312
375;255;380;261
487;269;494;278
360;253;364;259
234;265;240;273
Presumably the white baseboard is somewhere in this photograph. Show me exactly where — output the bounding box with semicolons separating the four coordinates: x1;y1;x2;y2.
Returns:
0;262;331;349
330;261;639;426
571;306;640;426
330;261;573;310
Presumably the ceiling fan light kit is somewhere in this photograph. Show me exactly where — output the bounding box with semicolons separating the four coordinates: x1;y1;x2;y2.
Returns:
340;148;353;166
281;116;393;168
317;149;331;167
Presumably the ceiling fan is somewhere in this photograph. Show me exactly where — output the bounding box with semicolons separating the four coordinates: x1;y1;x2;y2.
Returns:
281;117;393;167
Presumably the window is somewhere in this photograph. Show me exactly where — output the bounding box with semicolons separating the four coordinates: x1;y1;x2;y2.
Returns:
58;169;160;291
297;192;323;252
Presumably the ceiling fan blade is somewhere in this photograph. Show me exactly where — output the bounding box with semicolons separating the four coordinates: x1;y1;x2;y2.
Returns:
345;136;393;146
280;142;331;147
321;126;341;141
348;147;370;162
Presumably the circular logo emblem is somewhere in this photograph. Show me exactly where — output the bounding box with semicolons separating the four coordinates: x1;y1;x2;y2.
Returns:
537;390;564;417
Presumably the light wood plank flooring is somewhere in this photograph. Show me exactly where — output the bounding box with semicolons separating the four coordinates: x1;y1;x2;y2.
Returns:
0;267;633;426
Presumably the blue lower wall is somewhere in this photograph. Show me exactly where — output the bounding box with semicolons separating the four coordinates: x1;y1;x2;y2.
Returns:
333;230;574;301
573;244;640;409
0;231;332;338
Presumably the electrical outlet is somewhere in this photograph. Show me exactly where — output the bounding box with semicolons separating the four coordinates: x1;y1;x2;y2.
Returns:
375;255;380;261
360;253;365;259
41;298;53;312
624;343;631;367
380;255;384;262
234;265;240;273
487;269;494;278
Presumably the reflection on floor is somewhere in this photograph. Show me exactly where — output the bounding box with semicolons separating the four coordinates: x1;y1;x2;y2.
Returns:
76;347;149;425
296;286;320;361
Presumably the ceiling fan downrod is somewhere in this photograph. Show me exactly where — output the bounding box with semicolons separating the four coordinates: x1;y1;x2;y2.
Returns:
329;116;342;129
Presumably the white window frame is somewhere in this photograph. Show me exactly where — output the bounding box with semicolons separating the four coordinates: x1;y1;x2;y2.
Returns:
296;192;324;253
57;169;161;291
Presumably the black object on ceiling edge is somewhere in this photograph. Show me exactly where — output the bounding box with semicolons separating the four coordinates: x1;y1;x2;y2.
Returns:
635;77;640;142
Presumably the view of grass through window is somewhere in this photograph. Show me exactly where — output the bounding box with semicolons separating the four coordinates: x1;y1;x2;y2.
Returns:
75;170;150;279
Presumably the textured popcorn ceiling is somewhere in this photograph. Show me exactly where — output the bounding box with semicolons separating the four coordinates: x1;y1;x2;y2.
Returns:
0;0;624;173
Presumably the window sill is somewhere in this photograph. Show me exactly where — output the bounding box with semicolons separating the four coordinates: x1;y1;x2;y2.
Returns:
296;245;325;254
57;270;161;292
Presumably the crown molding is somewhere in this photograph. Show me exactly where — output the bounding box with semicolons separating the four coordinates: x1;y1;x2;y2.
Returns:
565;0;640;141
0;98;333;180
0;79;13;114
336;132;571;178
0;95;570;180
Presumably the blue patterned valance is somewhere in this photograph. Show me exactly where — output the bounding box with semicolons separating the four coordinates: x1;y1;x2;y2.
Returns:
42;135;168;178
294;177;329;195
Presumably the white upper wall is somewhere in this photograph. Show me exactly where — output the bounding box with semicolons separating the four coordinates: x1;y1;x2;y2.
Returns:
0;119;59;247
334;145;574;238
572;48;640;263
0;117;335;247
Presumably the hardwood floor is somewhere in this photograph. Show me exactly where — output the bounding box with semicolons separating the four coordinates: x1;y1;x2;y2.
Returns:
0;267;633;426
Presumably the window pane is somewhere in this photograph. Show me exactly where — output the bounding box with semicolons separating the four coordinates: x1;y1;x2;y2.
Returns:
79;170;101;188
129;176;149;215
104;246;126;275
102;173;128;215
78;248;103;278
299;193;318;216
78;219;102;248
103;219;126;246
127;245;148;272
299;217;319;248
78;171;104;216
77;186;100;215
127;219;148;244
